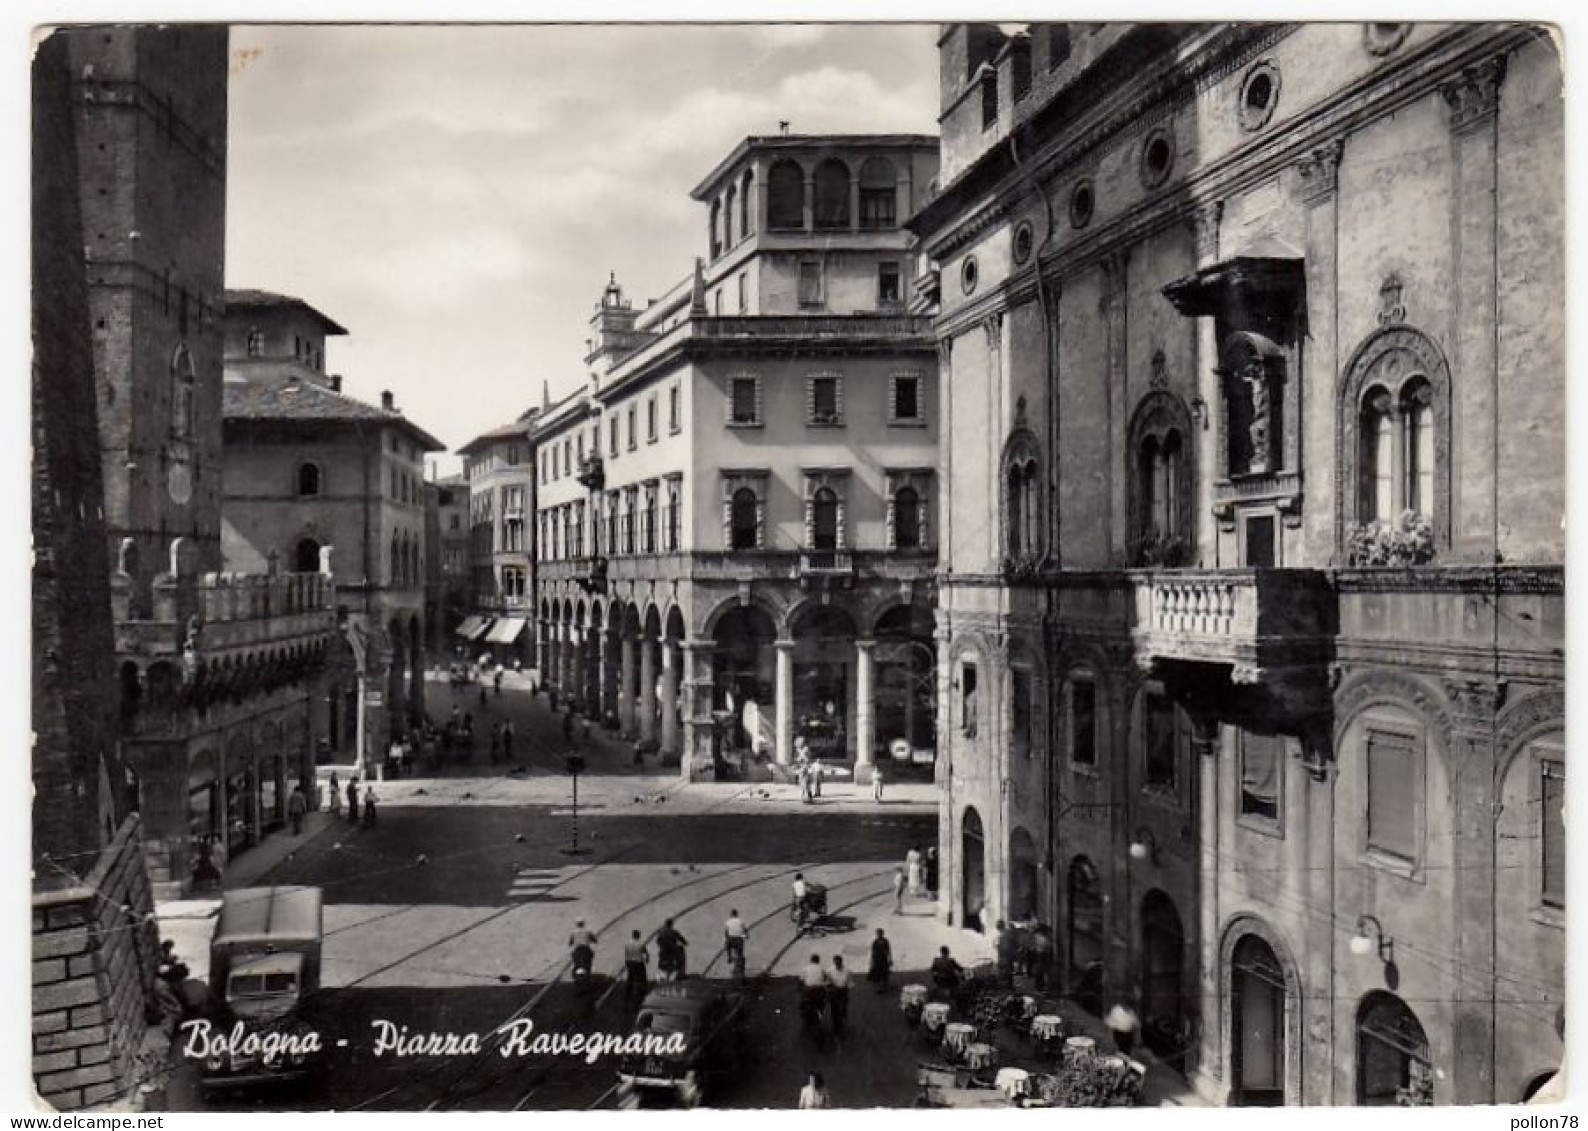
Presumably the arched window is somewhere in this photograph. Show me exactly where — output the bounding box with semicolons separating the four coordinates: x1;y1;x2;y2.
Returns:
1128;391;1194;566
1002;432;1042;567
1231;934;1288;1106
1068;857;1104;1013
297;462;322;497
739;169;753;236
1360;388;1395;523
709;199;722;259
811;487;839;550
1338;326;1451;555
1357;992;1432;1106
724;185;737;247
895;486;921;549
768;160;804;230
171;345;195;440
813;158;850;229
390;534;401;585
730;487;759;550
295;537;321;573
858;156;897;229
1007;462;1027;557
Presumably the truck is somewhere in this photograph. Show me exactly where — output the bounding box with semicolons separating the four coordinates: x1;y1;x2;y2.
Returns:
199;885;323;1093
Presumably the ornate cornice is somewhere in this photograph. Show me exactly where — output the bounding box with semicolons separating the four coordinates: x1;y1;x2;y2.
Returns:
1441;54;1508;135
1294;137;1346;205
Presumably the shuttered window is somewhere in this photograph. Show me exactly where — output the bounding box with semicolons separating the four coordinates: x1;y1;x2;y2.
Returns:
1240;732;1282;823
1366;730;1417;862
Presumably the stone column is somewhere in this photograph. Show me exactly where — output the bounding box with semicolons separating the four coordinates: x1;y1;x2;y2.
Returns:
1294;144;1342;558
774;638;795;765
638;635;658;744
659;641;680;761
679;638;714;780
854;638;876;776
801;173;814;232
1443;57;1507;560
1186;202;1223;566
619;634;636;736
1189;714;1225;1103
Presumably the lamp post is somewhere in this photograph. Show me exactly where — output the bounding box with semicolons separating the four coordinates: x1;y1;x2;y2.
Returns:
560;751;591;856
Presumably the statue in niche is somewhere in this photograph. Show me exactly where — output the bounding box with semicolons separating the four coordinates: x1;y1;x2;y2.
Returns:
1244;361;1271;475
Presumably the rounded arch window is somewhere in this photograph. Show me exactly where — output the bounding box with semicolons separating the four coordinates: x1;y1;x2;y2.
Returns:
1069;180;1095;229
1238;62;1281;132
297;462;322;497
1357;992;1432;1105
767;160;805;230
811;487;840;550
1140;129;1175;189
723;185;737;247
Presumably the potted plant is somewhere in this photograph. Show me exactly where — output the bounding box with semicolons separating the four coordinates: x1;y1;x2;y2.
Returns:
1346;510;1434;567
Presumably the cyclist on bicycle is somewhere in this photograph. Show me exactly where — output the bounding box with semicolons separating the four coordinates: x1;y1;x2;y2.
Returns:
792;874;811;928
723;908;749;977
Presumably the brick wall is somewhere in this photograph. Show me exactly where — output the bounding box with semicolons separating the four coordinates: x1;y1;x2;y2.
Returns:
33;817;160;1111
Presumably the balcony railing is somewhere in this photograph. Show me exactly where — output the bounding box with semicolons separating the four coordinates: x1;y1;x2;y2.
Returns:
1130;568;1335;682
800;549;854;576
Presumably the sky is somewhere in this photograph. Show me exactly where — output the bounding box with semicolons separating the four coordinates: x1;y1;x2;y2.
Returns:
225;23;941;472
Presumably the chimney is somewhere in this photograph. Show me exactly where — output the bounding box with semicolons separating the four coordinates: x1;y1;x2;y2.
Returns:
330;374;342;392
381;390;394;411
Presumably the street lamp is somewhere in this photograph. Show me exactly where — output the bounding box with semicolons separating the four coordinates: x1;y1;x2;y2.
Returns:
560;751;591;856
1350;914;1393;964
1128;828;1158;863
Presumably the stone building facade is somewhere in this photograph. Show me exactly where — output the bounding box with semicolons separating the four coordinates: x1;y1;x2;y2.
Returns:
533;134;942;781
459;414;539;665
427;472;471;653
222;291;446;767
64;27;344;899
911;22;1563;1107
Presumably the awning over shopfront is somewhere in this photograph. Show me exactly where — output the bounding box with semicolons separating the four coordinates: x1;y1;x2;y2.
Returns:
454;615;486;639
484;617;526;645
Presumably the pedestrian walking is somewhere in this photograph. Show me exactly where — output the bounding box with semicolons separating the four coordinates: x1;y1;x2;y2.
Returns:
287;784;307;835
1030;924;1054;992
1105;1001;1141;1057
827;955;851;1035
925;846;939;897
798;1071;829;1109
361;783;378;827
892;867;907;914
479;684;488;709
871;766;884;803
906;845;924;897
798;955;828;1033
930;945;963;1001
811;760;824;798
346;777;360;824
994;919;1017;987
493;667;503;697
623;930;649;1012
390;739;405;780
868;928;893;993
328;771;341;817
655;918;688;982
501;720;515;761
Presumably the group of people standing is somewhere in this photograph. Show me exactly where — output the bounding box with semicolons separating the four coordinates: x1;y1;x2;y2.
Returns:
326;769;377;827
892;844;939;912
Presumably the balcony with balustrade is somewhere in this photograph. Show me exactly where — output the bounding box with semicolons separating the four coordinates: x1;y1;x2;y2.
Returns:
1130;568;1336;683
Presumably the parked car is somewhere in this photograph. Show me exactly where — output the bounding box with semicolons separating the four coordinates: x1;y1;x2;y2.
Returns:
615;982;745;1107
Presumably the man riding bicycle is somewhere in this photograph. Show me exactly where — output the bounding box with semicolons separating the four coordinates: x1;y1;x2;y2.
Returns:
723;909;749;978
568;919;599;977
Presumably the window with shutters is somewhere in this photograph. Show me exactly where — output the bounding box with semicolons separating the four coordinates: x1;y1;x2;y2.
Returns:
647;395;658;442
798;260;824;308
1542;759;1565;909
1240;730;1283;829
737;272;747;313
808;374;843;426
858;157;897;229
1011;668;1034;760
627;406;637;451
1144;689;1176;792
728;375;761;426
885;469;931;550
893;487;921;549
890;373;923;424
1365;727;1419;866
1070;676;1097;768
878;261;902;307
723;470;768;550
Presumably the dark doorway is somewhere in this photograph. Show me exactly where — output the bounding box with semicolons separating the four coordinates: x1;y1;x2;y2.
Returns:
1231;934;1287;1106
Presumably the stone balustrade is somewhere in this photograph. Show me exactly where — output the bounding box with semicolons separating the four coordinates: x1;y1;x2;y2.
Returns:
1131;568;1335;681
